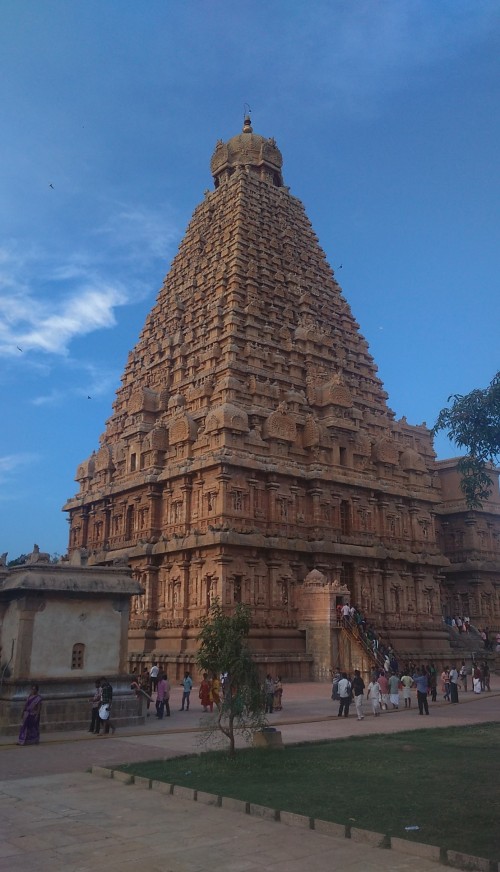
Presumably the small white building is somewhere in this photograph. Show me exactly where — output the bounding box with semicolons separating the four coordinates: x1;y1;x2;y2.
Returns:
0;546;144;734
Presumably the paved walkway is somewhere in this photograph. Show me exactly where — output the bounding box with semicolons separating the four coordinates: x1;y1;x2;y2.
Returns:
0;681;498;871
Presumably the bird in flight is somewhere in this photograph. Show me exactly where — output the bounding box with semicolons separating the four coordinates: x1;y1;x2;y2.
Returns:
49;183;54;189
87;395;92;400
17;346;23;352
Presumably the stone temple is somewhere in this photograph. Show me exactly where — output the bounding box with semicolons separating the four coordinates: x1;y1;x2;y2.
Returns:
64;118;500;679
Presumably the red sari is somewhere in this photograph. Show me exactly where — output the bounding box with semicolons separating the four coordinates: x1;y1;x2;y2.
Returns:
199;678;212;711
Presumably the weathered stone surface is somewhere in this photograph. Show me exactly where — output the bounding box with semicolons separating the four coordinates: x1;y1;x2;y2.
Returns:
172;784;196;800
313;818;347;838
112;770;133;785
221;796;249;814
92;766;113;778
252;729;283;749
132;775;151;789
195;790;220;806
390;837;441;862
446;849;496;872
151;780;173;794
248;803;279;821
280;810;311;829
350;827;386;847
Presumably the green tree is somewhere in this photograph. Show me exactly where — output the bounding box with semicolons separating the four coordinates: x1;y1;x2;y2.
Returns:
196;600;265;756
433;371;500;508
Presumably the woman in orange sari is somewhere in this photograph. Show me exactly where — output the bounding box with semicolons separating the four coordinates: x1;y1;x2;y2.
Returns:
199;673;212;712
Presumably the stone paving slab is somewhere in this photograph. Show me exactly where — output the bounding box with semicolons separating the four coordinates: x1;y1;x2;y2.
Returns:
0;772;447;872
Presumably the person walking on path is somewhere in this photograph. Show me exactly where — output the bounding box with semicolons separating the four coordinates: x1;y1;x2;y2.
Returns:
89;679;102;733
412;667;429;715
388;672;400;709
331;669;341;701
449;665;459;704
274;676;283;711
400;671;412;708
155;673;170;718
481;661;491;692
352;669;365;720
428;665;437;702
366;677;381;716
179;672;193;711
377;671;389;711
149;662;160;693
99;677;116;734
264;674;275;713
473;664;482;694
337;672;352;718
198;673;212;712
441;667;451;701
17;684;43;745
210;673;221;710
459;660;468;692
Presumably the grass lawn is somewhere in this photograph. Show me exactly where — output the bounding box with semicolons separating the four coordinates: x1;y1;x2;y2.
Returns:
117;723;500;862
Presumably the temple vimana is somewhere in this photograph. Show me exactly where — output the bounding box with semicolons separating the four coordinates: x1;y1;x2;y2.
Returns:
64;118;500;679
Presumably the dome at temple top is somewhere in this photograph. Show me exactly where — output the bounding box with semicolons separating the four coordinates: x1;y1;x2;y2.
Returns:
210;116;284;186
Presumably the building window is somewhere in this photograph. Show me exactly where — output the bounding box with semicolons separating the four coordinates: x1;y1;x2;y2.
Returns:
339;446;347;466
340;562;354;591
130;452;137;472
71;643;85;670
340;500;351;535
233;575;242;604
126;505;135;539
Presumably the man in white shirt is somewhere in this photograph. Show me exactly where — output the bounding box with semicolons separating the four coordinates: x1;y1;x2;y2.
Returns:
337;672;352;718
449;665;459;704
149;662;160;692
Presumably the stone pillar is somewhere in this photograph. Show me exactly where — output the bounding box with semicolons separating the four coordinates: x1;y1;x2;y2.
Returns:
12;596;42;680
180;476;193;534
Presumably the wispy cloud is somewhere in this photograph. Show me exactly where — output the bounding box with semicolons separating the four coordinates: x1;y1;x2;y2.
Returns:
0;203;179;359
31;361;120;406
0;452;39;482
97;204;179;262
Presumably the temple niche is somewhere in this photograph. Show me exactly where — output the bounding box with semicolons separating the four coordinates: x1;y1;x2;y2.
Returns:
63;118;500;679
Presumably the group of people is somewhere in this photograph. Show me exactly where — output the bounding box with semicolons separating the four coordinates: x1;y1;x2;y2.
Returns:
335;602;398;671
263;675;283;713
17;675;116;746
330;656;493;720
445;615;471;633
132;665;226;715
446;617;500;652
332;666;430;719
88;677;116;734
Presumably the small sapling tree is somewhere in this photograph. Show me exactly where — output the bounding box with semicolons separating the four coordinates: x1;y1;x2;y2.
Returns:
196;599;265;755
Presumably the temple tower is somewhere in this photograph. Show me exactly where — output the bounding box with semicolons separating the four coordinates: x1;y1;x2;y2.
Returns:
64;118;454;677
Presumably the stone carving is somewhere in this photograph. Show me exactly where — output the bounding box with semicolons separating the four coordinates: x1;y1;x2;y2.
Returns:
62;119;500;678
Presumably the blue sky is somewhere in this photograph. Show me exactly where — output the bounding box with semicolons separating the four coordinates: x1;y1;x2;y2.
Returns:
1;1;499;560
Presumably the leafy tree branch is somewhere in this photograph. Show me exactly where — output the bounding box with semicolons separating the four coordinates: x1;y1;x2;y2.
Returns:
433;371;500;507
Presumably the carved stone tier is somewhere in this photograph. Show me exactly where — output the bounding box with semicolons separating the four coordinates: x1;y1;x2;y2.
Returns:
63;121;500;677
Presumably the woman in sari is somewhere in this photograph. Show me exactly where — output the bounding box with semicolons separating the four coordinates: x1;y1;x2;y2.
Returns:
199;673;212;712
18;684;42;745
210;673;221;710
